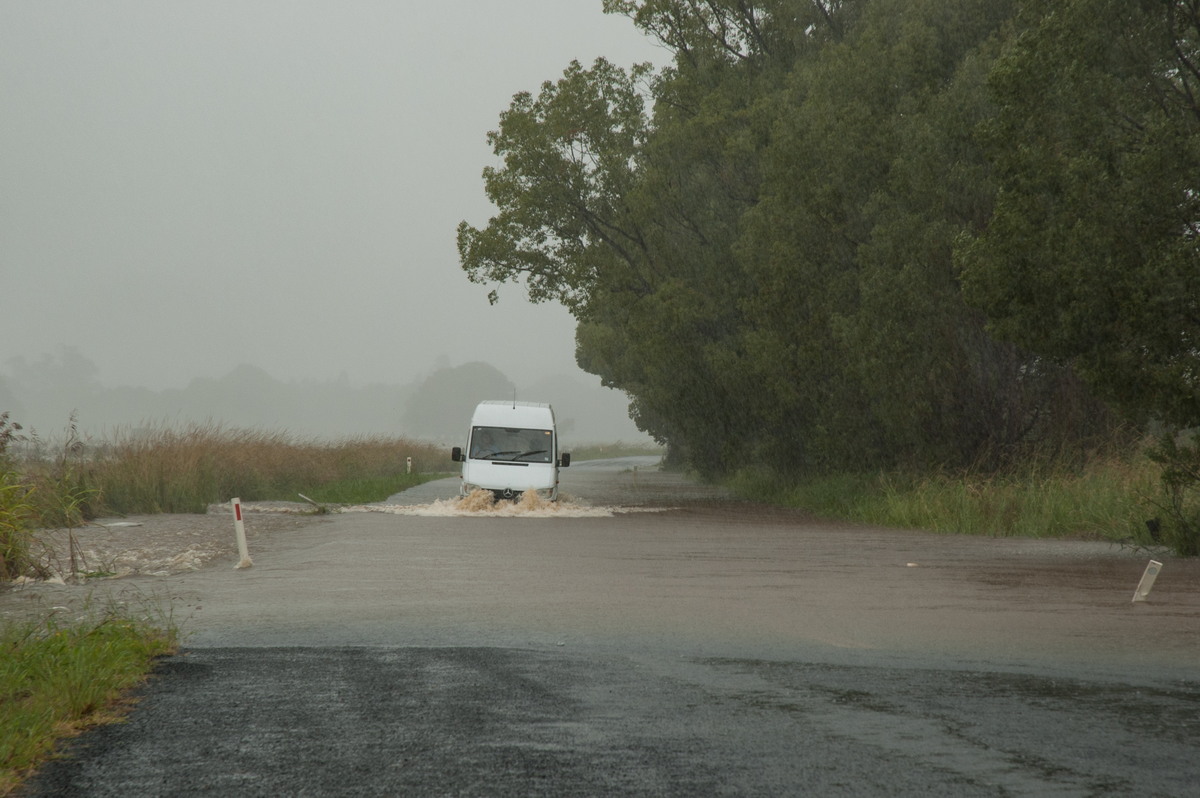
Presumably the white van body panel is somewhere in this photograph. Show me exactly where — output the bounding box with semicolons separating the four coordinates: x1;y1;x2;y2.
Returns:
458;401;563;500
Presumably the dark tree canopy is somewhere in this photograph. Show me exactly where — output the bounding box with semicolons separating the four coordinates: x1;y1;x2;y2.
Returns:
459;0;1198;478
957;0;1200;427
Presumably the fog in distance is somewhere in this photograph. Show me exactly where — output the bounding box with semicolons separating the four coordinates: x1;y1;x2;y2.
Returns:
1;2;663;443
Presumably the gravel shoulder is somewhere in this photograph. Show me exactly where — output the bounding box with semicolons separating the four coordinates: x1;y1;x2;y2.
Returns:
1;504;327;626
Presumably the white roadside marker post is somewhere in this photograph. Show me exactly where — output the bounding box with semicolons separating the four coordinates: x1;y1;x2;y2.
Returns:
231;497;253;569
407;456;412;475
1132;559;1163;603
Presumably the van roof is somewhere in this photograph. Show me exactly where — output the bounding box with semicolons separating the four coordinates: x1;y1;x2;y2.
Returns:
470;400;556;428
477;400;550;410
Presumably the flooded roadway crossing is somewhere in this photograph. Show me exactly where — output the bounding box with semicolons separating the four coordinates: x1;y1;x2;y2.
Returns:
22;459;1200;796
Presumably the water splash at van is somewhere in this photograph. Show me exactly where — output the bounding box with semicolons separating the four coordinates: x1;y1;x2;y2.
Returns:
346;488;662;518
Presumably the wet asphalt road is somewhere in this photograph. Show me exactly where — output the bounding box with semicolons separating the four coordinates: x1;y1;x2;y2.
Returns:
21;460;1200;796
25;647;1200;797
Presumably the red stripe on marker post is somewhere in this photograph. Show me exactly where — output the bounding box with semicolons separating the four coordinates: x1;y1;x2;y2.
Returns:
230;497;253;569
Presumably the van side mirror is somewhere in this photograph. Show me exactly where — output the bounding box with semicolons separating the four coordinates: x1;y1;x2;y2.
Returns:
451;446;463;462
559;452;570;468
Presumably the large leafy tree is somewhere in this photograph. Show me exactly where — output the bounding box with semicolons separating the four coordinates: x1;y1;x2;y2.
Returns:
728;0;1111;471
455;57;739;467
958;0;1200;427
457;58;654;315
460;0;1120;478
574;6;802;473
458;10;797;474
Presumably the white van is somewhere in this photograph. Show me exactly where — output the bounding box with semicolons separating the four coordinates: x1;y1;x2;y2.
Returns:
450;400;571;501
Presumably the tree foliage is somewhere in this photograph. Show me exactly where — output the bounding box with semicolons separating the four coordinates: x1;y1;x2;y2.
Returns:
458;58;655;314
957;0;1200;428
459;0;1200;480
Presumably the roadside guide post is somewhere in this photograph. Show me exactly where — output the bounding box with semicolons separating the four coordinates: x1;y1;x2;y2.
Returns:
231;497;254;569
1132;559;1163;602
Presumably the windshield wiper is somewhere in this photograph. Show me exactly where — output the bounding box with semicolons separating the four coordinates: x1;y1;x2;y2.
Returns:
513;450;548;461
478;450;521;460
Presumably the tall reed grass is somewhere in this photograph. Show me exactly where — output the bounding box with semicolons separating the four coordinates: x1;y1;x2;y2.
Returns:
0;474;34;582
67;423;449;515
731;451;1160;544
0;413;36;580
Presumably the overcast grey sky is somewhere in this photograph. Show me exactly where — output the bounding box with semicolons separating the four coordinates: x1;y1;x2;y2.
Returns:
1;1;662;390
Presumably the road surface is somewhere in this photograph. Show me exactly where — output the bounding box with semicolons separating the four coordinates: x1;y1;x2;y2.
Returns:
22;459;1200;796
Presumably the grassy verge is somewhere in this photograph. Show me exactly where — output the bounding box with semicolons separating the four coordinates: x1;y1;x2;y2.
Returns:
568;442;664;462
0;607;178;796
730;452;1160;545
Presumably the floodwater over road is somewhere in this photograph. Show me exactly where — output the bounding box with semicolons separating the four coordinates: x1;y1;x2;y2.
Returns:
20;459;1200;796
167;457;1199;677
376;453;724;511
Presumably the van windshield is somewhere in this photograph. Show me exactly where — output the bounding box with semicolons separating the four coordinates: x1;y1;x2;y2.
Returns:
469;426;554;463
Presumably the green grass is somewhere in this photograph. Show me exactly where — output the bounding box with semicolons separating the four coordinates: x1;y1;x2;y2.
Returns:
569;441;664;461
731;453;1160;544
0;474;35;581
0;608;177;796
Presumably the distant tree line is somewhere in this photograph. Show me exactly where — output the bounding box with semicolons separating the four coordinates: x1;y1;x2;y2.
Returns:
459;0;1200;478
0;350;644;444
